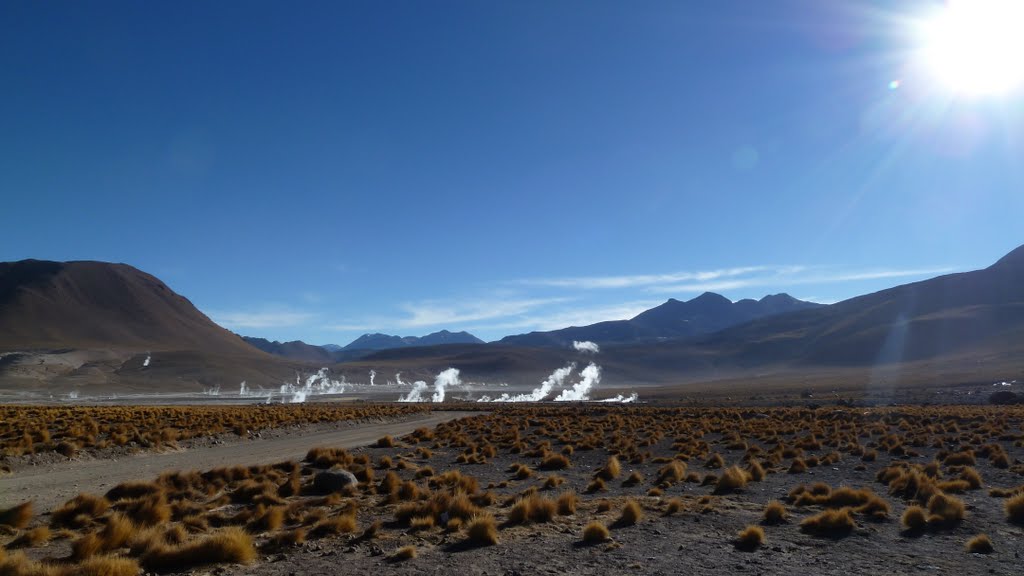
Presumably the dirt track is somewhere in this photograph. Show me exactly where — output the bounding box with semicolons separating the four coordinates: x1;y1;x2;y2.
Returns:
0;411;479;512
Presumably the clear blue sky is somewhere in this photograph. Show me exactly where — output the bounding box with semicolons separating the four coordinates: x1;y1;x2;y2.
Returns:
2;1;1022;345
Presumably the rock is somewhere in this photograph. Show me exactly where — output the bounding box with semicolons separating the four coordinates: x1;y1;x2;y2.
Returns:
312;469;357;493
989;390;1021;405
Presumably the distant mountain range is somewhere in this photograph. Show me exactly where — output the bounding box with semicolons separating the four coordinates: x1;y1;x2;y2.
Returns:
499;292;822;347
3;245;1023;393
242;330;485;362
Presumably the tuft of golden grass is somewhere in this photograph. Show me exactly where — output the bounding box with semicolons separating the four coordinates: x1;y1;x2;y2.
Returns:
747;460;766;482
389;545;417;561
377;435;395;448
763;500;787;525
960;467;983;490
622;470;644;487
596;499;612;513
799;508;855;536
926;493;965;528
311;514;358;537
714;466;749;495
8;526;50;549
557;492;577;516
901;505;928;532
77;556;141;576
597;456;621;481
664;498;683;516
585;477;606;494
539;453;570;471
141;527;256;572
0;502;33;529
735;525;765;551
965;533;994;554
617;499;643;526
1005;492;1024;524
656;461;686;485
410;515;435;532
582;521;610;544
465;513;498;547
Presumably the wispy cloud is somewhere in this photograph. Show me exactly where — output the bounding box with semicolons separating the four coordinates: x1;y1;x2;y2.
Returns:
517;266;783;289
208;309;315;329
482;300;663;332
648;266;955;294
326;297;572;333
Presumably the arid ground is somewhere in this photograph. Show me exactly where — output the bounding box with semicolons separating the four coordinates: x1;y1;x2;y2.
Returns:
2;403;1023;575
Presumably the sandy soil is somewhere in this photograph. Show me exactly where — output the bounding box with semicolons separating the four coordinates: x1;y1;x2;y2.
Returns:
0;411;478;512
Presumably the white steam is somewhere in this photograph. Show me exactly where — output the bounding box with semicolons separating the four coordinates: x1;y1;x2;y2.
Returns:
478;363;576;403
599;393;638;403
554;362;601;401
142;353;151;367
397;368;461;403
573;340;600;354
369;370;376;386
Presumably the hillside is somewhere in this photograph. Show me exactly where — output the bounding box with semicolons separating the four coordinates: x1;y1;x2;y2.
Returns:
0;260;297;392
241;336;334;363
344;330;484;351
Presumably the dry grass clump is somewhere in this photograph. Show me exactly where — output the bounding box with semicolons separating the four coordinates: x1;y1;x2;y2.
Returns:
664;498;683;516
617;499;643;526
622;470;644;487
376;434;395;448
8;526;50;548
556;492;578;516
310;514;358;537
735;525;765;551
507;494;557;524
714;466;749;494
76;556;141;576
901;505;928;532
655;461;687;485
965;534;994;554
539;453;570;470
581;521;610;544
49;491;108;528
141;527;256;572
596;456;621;480
1004;492;1024;524
389;545;417;561
799;508;855;537
926;493;965;528
0;502;33;529
763;500;787;525
464;513;498;547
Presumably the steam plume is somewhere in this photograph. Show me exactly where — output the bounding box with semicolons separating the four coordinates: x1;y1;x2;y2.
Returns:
398;368;460;403
554;362;601;401
478;363;576;402
573;340;600;354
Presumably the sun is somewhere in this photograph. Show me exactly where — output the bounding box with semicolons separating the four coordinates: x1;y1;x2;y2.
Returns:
917;0;1024;96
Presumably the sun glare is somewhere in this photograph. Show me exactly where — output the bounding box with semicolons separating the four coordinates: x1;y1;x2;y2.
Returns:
917;0;1024;96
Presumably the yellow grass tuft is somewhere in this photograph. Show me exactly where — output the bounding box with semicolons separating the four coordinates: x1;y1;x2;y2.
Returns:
799;508;855;536
735;525;765;551
0;502;33;529
141;527;256;572
389;545;417;561
582;521;610;544
617;499;643;526
465;513;498;547
965;533;994;554
763;500;787;525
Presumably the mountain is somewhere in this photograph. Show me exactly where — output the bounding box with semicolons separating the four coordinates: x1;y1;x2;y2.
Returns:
498;292;823;347
321;344;344;352
241;336;335;363
0;260;259;354
683;244;1024;366
343;330;484;351
0;259;298;391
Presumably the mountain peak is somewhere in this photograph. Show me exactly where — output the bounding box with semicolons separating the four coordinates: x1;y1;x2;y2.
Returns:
991;244;1024;270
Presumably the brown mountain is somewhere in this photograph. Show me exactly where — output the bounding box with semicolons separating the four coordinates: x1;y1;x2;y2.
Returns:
0;260;298;392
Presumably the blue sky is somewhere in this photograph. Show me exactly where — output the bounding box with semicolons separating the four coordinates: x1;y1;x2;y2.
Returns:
2;0;1022;345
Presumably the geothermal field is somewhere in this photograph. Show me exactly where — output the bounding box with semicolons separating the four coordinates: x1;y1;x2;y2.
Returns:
2;385;1023;575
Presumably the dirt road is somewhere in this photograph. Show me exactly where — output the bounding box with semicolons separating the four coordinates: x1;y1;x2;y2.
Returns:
0;411;479;512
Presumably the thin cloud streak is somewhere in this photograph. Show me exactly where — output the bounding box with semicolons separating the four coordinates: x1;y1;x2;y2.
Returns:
648;266;956;294
325;297;572;333
209;309;315;329
517;266;786;289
